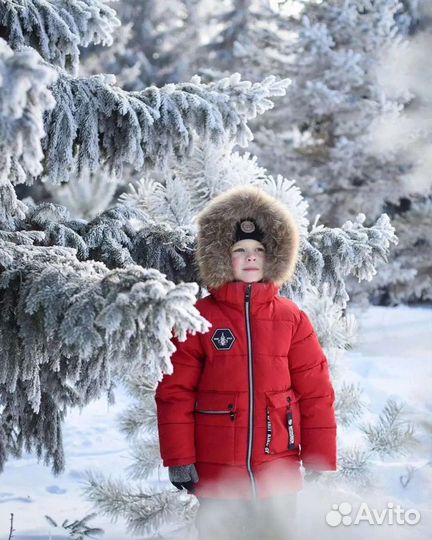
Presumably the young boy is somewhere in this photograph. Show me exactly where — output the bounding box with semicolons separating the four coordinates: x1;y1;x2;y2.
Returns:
155;186;337;539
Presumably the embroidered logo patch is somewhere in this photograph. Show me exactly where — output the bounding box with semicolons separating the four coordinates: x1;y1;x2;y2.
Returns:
211;328;236;351
240;220;255;233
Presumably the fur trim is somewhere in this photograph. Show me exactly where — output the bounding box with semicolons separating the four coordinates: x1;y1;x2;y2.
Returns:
196;186;300;289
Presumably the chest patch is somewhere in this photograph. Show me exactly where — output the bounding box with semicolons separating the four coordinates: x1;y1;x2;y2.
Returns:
211;328;236;351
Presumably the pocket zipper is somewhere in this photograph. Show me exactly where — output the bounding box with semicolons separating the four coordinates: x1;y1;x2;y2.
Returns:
195;403;236;421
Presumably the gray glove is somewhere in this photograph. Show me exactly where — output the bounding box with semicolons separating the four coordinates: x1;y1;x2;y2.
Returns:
169;464;199;492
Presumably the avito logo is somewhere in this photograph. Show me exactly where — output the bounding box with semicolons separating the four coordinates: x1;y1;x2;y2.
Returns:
326;502;421;527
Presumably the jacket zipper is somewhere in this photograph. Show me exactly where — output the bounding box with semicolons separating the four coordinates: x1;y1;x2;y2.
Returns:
245;283;257;499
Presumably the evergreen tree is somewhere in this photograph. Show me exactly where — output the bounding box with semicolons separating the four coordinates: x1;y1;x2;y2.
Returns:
257;0;432;305
347;0;432;304
0;0;289;474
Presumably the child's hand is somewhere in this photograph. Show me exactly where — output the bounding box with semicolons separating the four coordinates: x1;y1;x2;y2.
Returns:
169;464;199;493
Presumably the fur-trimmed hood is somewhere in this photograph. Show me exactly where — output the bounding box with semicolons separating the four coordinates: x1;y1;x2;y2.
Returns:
196;186;300;289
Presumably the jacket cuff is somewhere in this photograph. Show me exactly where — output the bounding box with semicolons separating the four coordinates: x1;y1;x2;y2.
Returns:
302;460;337;471
163;456;196;467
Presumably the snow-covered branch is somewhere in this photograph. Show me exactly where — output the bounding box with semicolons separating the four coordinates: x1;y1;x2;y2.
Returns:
0;240;210;472
292;213;398;307
42;73;288;184
4;201;197;283
0;0;120;73
83;471;198;536
0;39;57;187
360;399;418;458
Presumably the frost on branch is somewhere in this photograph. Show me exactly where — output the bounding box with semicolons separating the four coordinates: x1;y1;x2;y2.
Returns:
360;399;417;458
0;39;57;187
0;0;120;73
42;73;288;184
84;470;198;536
3;201;197;283
292;213;398;307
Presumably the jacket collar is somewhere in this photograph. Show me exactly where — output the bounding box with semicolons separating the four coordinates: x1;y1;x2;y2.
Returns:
208;281;279;309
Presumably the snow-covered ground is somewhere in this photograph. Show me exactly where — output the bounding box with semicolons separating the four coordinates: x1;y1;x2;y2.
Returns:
0;305;430;539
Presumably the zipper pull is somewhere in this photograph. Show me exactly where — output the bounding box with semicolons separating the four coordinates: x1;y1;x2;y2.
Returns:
245;283;252;303
287;397;296;449
228;403;236;421
264;406;272;454
287;410;296;449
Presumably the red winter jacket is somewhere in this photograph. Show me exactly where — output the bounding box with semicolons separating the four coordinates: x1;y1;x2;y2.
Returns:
155;280;337;500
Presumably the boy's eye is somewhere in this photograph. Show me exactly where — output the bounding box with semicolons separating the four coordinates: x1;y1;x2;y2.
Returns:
232;248;265;253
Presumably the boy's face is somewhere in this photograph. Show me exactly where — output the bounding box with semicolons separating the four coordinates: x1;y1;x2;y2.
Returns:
230;239;266;283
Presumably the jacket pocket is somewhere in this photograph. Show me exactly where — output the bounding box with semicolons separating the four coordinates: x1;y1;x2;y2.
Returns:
194;391;238;465
264;389;301;455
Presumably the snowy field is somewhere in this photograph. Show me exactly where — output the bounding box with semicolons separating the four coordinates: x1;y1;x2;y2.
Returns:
0;305;431;540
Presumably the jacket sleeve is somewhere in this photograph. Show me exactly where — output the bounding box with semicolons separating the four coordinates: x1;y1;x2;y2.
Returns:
155;331;205;467
288;309;337;471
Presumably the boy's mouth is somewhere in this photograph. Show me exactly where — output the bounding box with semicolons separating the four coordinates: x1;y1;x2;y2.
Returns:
244;268;259;271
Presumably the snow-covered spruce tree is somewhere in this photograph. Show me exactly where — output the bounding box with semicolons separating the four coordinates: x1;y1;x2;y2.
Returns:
348;0;432;304
0;0;291;230
53;0;209;217
364;196;432;304
0;0;119;225
35;71;287;221
41;0;202;219
79;0;202;90
247;0;432;305
193;0;291;83
186;0;414;213
0;0;291;476
82;139;417;535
